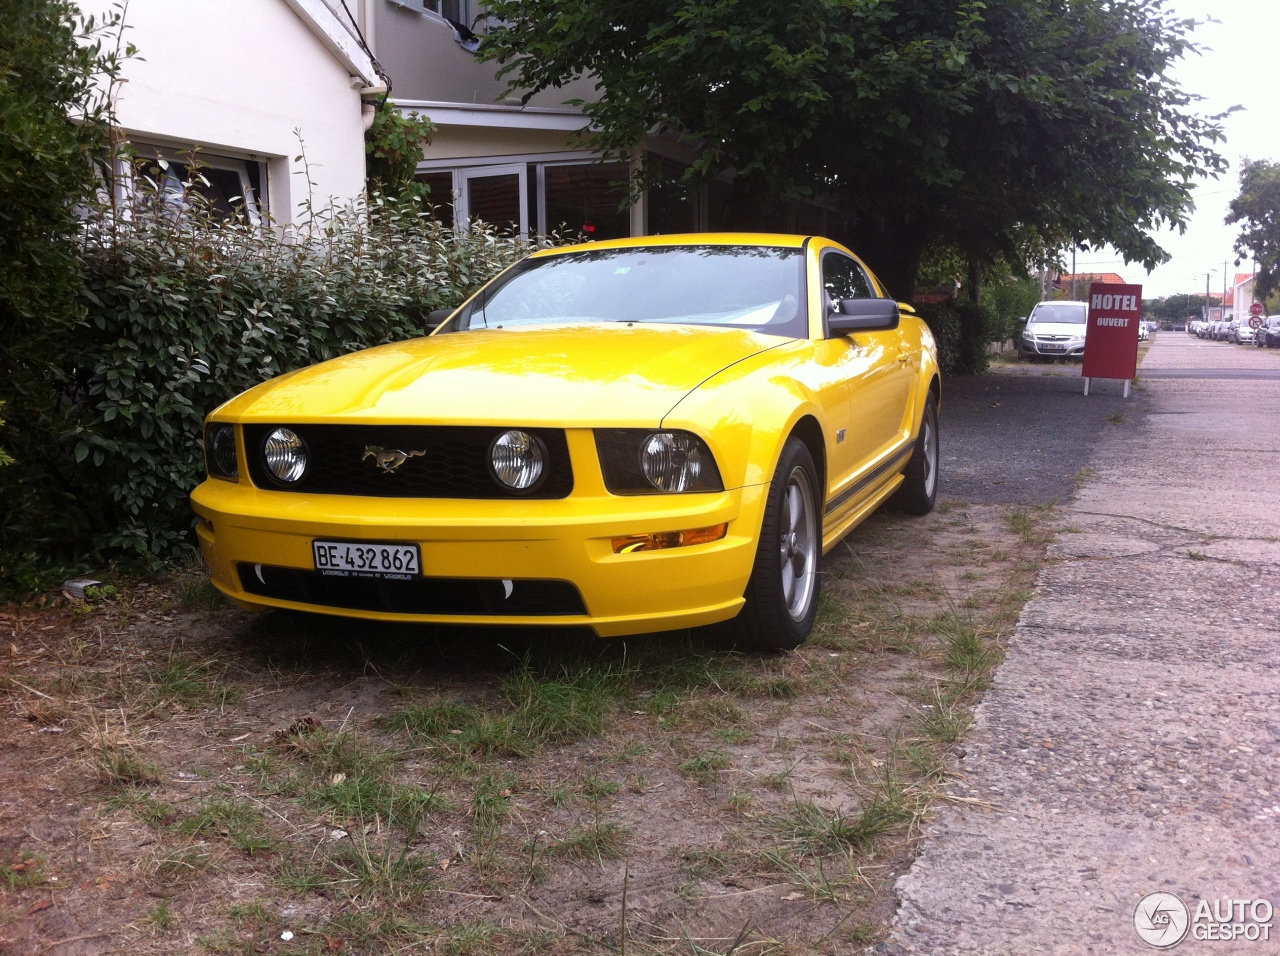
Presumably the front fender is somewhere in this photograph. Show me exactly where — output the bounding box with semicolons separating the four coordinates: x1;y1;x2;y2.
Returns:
659;343;831;494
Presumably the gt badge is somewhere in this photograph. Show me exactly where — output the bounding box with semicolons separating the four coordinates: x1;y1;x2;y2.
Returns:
363;446;426;473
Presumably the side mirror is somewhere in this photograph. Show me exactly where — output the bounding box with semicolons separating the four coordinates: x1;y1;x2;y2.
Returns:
1018;315;1029;324
828;298;900;334
425;308;454;334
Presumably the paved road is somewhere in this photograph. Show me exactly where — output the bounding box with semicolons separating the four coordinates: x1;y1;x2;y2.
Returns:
939;364;1131;506
889;334;1280;954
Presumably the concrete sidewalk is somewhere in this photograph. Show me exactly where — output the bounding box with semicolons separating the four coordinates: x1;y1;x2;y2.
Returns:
887;334;1280;955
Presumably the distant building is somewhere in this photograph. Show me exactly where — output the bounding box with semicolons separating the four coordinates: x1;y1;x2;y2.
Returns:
1054;272;1126;300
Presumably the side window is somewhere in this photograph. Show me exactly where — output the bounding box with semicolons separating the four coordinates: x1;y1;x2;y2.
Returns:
822;253;874;318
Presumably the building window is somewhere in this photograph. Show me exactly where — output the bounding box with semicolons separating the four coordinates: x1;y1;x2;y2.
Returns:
542;162;630;240
415;170;455;224
131;151;265;225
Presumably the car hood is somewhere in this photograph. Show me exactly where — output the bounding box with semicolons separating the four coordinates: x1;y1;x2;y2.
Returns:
216;324;787;427
1026;322;1087;336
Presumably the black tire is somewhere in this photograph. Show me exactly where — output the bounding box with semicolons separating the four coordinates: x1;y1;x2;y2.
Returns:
724;437;821;652
892;391;939;516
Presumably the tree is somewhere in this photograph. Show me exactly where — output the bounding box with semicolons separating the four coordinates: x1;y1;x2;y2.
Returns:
1226;159;1280;300
0;1;122;566
481;0;1227;299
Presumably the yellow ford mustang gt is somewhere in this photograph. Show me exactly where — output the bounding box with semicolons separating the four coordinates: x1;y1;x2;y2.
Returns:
191;234;940;650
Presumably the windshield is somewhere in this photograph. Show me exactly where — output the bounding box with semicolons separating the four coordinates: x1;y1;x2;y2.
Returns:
452;245;807;338
1029;303;1087;325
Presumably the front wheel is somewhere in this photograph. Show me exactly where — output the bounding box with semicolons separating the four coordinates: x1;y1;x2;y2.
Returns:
893;392;939;516
724;438;821;652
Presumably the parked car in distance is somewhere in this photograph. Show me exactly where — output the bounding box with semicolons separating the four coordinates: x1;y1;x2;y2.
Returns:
1233;320;1256;345
190;233;942;650
1019;300;1088;359
1257;316;1280;348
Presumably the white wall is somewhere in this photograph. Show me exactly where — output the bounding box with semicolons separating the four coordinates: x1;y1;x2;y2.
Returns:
101;0;368;223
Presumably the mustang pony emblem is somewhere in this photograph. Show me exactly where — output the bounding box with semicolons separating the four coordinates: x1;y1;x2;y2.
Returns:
363;446;426;473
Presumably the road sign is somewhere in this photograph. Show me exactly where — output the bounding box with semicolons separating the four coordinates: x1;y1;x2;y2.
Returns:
1250;316;1262;329
1250;302;1264;317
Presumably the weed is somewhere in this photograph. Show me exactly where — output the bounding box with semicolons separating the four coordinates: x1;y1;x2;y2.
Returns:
144;900;178;933
1187;550;1207;561
1105;411;1126;424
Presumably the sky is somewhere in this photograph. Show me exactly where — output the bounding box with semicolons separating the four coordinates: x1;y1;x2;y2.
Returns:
1069;0;1280;299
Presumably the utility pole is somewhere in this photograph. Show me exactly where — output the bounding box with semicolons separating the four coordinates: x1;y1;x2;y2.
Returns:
1205;271;1212;321
1224;261;1229;319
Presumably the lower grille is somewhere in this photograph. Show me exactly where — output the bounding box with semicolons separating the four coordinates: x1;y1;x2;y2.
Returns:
237;564;586;616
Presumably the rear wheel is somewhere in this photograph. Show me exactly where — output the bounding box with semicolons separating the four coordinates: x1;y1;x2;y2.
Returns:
724;438;820;652
892;392;939;516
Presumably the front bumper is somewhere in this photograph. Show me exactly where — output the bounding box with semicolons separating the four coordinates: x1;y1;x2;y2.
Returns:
190;477;767;638
1020;339;1085;358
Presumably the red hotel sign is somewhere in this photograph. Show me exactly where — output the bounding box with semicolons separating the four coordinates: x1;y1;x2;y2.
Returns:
1081;283;1141;381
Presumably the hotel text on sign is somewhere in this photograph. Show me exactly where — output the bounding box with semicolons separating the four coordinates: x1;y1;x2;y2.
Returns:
1081;283;1142;381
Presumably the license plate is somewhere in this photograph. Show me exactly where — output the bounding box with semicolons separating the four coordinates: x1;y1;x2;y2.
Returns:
1041;344;1065;352
312;540;420;579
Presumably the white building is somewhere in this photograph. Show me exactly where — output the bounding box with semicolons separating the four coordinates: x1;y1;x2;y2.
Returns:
349;0;836;239
96;0;383;226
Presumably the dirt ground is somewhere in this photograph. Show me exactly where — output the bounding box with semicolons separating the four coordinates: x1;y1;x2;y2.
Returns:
0;497;1052;956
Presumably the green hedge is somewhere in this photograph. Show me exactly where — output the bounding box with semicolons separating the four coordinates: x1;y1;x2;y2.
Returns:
915;298;993;376
0;190;553;581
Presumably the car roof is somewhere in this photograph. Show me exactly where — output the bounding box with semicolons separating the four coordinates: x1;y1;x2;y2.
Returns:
528;232;811;259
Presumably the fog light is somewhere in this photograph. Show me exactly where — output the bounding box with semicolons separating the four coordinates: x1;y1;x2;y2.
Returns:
612;523;728;554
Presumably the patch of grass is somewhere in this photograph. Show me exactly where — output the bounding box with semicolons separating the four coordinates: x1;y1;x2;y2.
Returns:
89;740;161;787
931;612;999;677
552;814;629;862
143;900;179;933
106;790;173;826
763;851;856;903
176;796;275;856
471;773;515;844
178;579;223;611
1105;411;1126;424
680;750;731;786
333;830;436;897
580;775;619;801
773;792;915;857
148;843;214;887
1;852;48;890
1187;550;1208;561
918;688;971;744
381;699;481;739
307;771;449;832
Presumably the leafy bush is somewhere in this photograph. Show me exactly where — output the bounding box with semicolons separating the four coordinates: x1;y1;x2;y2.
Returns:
0;183;558;581
916;299;993;376
365;108;437;202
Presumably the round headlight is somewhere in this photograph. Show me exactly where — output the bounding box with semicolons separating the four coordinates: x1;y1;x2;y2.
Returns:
489;429;545;491
640;432;704;492
208;424;238;479
263;427;308;483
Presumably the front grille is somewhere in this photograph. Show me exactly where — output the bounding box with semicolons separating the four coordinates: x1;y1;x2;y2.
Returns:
238;564;587;616
243;425;573;499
